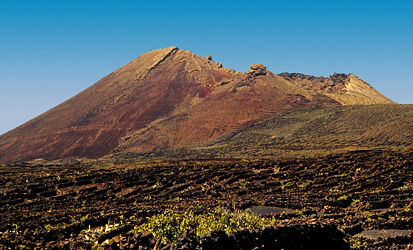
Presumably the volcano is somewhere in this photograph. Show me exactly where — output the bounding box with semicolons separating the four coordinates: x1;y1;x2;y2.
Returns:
0;46;396;162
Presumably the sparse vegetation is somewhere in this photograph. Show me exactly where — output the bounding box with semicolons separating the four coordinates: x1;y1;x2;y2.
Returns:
136;209;277;244
0;150;411;249
110;104;413;162
337;195;349;201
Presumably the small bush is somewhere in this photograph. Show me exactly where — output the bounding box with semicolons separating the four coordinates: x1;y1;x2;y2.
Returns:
337;195;348;201
136;208;276;244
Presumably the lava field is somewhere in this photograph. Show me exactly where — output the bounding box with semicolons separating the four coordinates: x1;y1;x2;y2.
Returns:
0;149;412;249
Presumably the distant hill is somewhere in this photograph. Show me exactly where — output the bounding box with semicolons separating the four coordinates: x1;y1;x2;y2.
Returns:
0;47;401;162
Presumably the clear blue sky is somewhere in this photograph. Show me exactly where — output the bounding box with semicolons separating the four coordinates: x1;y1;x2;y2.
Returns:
1;0;412;135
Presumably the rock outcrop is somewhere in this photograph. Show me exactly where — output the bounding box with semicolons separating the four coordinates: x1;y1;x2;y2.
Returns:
279;72;396;105
247;63;267;76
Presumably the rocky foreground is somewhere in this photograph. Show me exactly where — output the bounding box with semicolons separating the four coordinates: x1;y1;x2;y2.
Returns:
0;149;412;249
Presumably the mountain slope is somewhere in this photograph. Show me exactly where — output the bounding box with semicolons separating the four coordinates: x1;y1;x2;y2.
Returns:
0;47;396;162
184;104;413;159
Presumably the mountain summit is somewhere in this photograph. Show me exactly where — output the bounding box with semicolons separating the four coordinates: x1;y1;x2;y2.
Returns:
0;47;396;162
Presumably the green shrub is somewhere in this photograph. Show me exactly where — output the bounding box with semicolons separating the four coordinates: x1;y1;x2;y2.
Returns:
136;208;277;244
337;195;348;201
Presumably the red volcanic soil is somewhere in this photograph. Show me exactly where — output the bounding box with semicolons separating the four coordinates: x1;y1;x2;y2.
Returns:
0;47;236;161
0;47;395;163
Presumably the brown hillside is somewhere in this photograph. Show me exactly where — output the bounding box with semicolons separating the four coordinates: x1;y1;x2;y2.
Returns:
199;104;413;158
0;47;395;162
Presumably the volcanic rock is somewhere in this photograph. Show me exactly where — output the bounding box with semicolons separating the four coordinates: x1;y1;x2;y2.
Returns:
278;72;396;105
247;63;267;76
